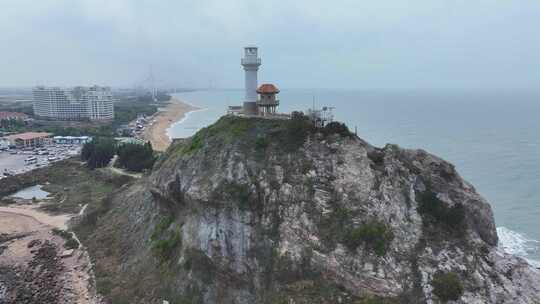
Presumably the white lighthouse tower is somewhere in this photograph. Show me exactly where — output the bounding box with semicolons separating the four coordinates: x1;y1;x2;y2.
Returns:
241;46;261;115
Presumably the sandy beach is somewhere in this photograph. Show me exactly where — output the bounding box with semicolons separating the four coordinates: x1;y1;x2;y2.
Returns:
143;97;199;151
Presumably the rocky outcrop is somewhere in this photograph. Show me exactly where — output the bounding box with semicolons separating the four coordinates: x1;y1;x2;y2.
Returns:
82;116;540;303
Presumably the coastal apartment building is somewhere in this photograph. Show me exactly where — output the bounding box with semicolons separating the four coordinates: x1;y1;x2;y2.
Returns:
33;86;114;121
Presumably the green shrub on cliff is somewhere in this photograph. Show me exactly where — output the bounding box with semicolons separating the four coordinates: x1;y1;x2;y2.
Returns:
180;131;204;155
343;220;394;256
416;189;466;236
152;229;181;261
431;271;464;302
281;113;314;151
150;216;174;241
318;203;393;256
150;216;181;262
323;121;354;138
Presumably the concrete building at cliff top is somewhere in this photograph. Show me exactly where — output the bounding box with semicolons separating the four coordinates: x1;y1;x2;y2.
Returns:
33;86;114;121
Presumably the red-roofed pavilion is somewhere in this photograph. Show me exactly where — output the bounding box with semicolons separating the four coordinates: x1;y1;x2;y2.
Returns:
257;84;280;115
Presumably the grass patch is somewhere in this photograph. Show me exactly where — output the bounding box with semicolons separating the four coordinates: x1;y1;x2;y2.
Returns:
178;131;205;155
173;116;254;155
171;114;354;159
431;271;464;302
171;115;317;157
0;159;132;216
150;215;181;263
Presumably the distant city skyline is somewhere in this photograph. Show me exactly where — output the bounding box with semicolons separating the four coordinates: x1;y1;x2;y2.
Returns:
2;1;540;90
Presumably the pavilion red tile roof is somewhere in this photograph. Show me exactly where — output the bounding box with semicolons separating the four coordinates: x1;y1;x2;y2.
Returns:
257;84;280;94
6;132;52;141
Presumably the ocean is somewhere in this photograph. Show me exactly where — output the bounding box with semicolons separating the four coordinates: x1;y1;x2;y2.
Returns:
168;89;540;265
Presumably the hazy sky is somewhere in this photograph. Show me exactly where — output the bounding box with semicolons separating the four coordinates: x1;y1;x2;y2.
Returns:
2;0;540;90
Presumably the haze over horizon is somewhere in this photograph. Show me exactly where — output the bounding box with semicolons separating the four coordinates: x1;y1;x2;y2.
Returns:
2;0;540;90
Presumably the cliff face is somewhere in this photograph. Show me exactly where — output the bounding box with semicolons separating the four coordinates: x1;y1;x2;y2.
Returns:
83;116;540;304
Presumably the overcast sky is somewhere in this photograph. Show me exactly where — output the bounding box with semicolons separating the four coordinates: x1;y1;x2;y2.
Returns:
1;0;540;90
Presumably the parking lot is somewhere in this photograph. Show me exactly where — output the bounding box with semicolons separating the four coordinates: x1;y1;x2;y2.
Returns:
0;144;82;178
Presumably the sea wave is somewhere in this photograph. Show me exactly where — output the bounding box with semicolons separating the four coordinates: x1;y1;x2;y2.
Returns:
166;108;208;140
497;226;540;268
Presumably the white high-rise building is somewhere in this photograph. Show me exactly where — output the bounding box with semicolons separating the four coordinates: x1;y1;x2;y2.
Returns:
241;46;261;115
33;86;114;121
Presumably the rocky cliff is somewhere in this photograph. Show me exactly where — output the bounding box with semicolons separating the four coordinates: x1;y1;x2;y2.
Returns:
80;115;540;304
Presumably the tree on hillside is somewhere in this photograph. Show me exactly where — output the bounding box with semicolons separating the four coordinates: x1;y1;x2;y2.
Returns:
81;137;116;169
116;142;155;172
0;118;25;132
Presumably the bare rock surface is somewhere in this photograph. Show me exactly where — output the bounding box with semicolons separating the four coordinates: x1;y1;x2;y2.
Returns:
81;116;540;303
0;206;101;304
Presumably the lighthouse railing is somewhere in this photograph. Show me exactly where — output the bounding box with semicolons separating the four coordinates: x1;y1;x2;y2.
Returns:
241;58;261;65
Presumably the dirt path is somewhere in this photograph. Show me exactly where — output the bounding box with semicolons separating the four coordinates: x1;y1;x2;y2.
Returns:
107;156;142;179
0;206;71;230
0;205;101;303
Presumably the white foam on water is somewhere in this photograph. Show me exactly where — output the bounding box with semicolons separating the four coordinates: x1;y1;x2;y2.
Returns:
497;226;540;268
166;107;208;140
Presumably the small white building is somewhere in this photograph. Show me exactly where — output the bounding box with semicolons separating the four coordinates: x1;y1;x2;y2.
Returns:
115;137;147;145
53;136;92;145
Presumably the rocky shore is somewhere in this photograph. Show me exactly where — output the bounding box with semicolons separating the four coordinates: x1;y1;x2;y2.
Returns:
0;205;100;304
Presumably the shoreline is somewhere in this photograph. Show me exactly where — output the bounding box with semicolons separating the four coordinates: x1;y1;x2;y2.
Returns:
143;97;199;152
166;107;208;139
